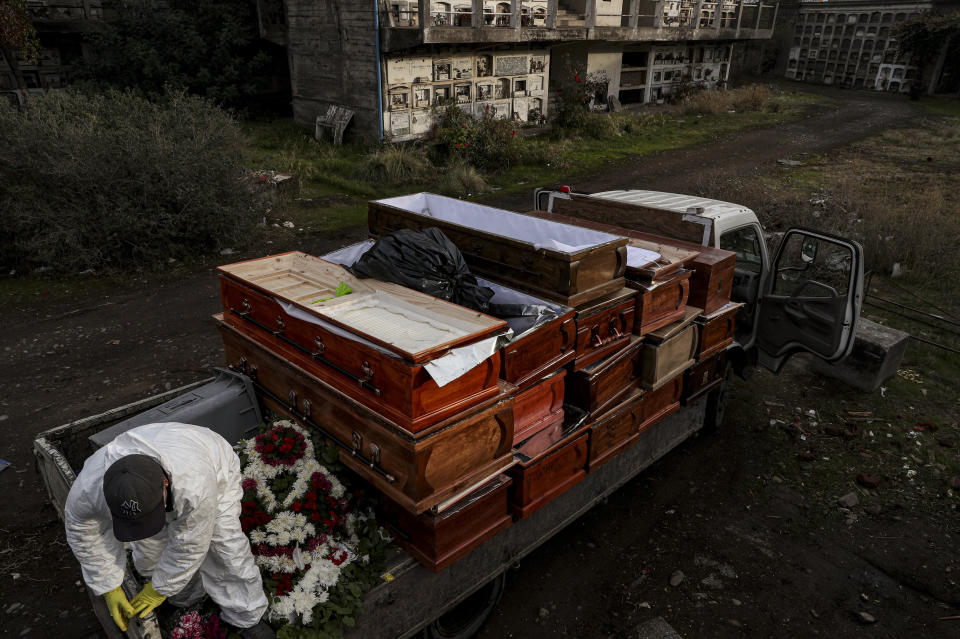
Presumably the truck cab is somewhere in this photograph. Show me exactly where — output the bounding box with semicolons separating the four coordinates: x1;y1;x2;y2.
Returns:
535;188;864;377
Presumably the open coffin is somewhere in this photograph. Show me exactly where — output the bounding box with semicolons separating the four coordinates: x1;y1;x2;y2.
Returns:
322;241;578;391
368;193;629;307
217;252;507;432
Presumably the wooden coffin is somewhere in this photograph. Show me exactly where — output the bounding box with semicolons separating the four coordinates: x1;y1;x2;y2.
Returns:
566;335;644;420
639;372;684;429
369;193;629;307
520;210;736;315
624;237;700;283
628;269;692;336
512;369;566;445
509;411;590;520
585;376;686;471
376;474;512;572
683;352;727;406
640;307;700;390
320;242;578;392
695;302;743;360
218;252;507;432
586;388;645;471
572;287;636;371
217;318;515;514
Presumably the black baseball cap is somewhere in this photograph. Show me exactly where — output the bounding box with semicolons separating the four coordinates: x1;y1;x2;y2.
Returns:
103;455;167;542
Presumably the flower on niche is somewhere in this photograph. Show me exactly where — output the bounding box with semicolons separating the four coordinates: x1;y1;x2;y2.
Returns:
512;130;516;137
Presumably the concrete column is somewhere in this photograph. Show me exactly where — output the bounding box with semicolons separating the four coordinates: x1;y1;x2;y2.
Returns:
654;0;665;28
420;0;431;28
735;0;744;36
473;0;484;28
511;0;521;27
629;0;640;28
770;1;778;31
755;1;763;30
712;2;722;30
694;0;705;30
586;0;597;28
926;33;951;94
547;0;557;28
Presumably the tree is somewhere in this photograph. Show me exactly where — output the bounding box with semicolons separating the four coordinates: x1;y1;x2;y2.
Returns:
894;11;960;96
0;0;39;95
79;0;270;105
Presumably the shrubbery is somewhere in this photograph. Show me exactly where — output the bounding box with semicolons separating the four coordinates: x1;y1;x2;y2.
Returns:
678;84;775;115
0;89;262;273
432;105;523;170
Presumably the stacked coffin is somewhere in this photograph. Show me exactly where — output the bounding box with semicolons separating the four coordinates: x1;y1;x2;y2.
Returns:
214;252;518;527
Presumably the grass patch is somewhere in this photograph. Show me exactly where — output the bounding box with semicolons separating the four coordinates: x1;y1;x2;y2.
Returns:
916;96;960;117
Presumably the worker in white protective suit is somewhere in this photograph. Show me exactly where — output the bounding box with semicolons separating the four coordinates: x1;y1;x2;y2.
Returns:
64;422;274;638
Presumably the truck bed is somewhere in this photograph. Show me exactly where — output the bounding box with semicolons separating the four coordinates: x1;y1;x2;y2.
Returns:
33;378;705;638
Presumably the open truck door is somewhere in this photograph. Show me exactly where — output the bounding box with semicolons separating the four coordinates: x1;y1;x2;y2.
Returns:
755;228;864;373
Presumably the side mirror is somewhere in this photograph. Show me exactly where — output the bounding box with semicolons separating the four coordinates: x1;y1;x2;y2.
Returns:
801;237;818;264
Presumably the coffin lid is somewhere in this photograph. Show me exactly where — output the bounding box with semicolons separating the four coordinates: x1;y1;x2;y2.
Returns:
698;301;746;322
575;334;644;380
646;305;702;344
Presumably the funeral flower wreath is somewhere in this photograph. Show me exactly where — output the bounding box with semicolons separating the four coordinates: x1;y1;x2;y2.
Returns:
237;419;391;637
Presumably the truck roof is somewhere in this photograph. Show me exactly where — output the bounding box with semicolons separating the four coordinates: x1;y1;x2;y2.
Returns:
590;189;755;222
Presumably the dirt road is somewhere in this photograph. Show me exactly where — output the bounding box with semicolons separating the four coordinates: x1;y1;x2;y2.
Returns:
2;85;946;638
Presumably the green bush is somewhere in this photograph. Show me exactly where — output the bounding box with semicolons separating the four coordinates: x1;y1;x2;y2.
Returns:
357;145;433;185
0;89;261;273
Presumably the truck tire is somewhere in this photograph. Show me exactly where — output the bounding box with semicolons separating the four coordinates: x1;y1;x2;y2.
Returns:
422;572;506;639
703;363;733;432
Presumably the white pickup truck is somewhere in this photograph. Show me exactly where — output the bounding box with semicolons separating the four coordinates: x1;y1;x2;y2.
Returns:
34;189;866;639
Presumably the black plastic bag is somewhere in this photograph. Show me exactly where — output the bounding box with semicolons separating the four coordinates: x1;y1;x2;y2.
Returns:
350;228;497;313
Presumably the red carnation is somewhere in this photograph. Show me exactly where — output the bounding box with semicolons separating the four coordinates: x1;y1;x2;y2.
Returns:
292;501;302;512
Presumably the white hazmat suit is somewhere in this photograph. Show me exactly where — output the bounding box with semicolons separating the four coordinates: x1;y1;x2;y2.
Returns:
65;422;268;628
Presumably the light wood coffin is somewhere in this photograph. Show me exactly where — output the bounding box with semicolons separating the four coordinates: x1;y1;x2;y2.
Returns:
695;302;743;360
566;335;645;420
511;369;566;445
368;193;629;307
375;474;513;573
629;269;692;336
572;287;636;371
520;209;736;315
509;412;590;520
217;252;507;432
217;318;515;514
640;307;700;390
683;352;727;406
321;241;578;392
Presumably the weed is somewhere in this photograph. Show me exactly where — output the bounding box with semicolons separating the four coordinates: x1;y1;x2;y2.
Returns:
678;84;775;115
356;145;433;185
437;163;490;198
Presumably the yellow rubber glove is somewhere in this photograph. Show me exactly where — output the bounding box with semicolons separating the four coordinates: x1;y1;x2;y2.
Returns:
129;581;166;619
103;585;134;631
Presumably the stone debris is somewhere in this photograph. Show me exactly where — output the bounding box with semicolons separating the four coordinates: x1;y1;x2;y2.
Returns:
670;570;685;587
837;492;859;508
858;611;877;624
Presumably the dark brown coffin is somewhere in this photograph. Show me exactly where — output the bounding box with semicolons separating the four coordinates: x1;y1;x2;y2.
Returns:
639;371;684;426
509;415;589;520
682;352;727;405
572;287;636;371
369;194;629;307
586;388;645;470
217;318;515;514
512;369;566;445
695;302;743;360
640;307;700;390
376;474;512;572
500;308;576;390
218;253;506;432
520;210;736;315
629;269;692;336
566;335;644;419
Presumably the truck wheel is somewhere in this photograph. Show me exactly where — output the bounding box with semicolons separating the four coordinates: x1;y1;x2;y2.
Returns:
703;363;733;432
422;572;506;639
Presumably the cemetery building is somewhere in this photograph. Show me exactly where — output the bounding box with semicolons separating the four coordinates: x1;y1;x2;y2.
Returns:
783;0;959;95
257;0;780;141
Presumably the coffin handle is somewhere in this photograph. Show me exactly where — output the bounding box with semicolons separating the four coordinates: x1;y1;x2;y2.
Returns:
614;244;627;278
559;319;572;352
